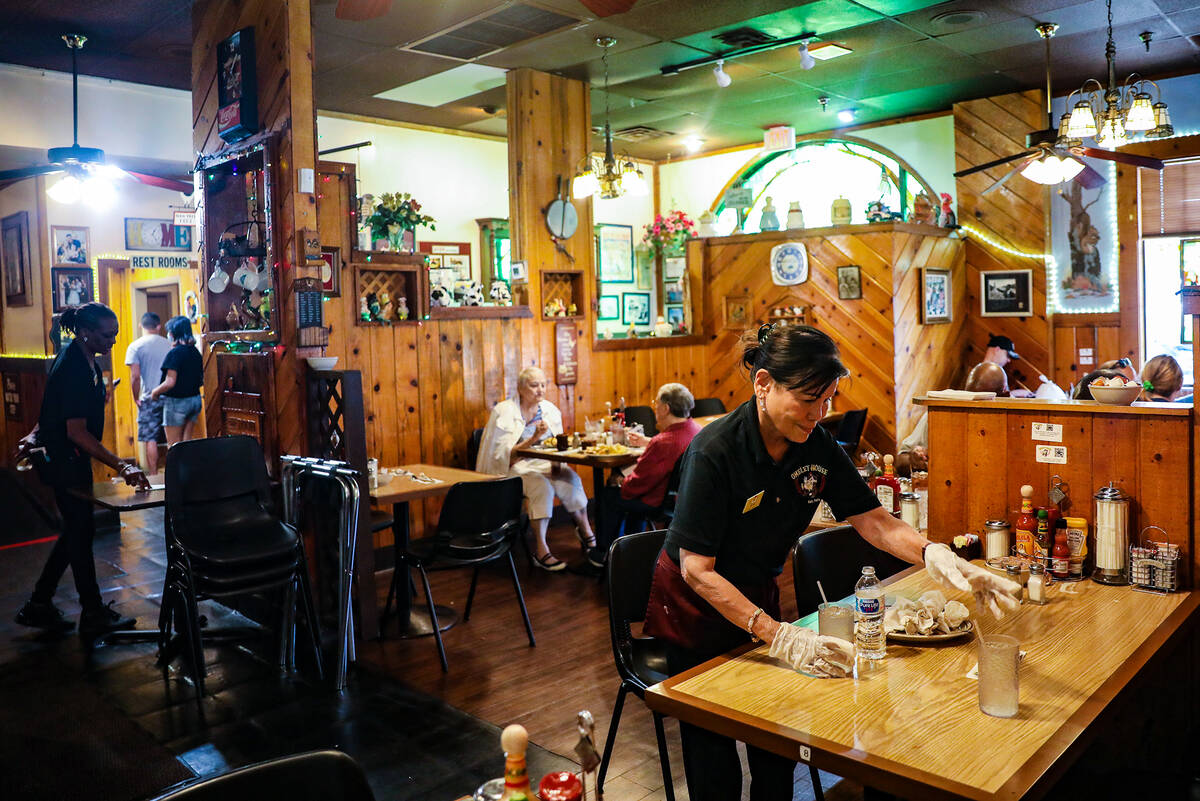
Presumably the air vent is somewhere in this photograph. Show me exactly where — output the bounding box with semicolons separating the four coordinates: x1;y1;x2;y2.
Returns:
410;3;579;60
929;9;988;27
714;27;776;49
612;125;673;142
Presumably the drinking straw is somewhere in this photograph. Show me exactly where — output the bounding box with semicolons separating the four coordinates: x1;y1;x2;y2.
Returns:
817;580;829;606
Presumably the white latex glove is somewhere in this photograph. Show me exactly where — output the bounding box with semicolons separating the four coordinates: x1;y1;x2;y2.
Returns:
768;624;855;678
924;543;1021;618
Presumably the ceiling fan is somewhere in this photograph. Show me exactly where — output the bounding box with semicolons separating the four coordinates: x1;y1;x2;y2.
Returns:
954;22;1163;196
0;34;193;198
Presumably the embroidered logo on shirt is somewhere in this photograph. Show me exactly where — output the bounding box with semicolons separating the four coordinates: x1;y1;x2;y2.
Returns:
742;491;765;514
791;464;828;499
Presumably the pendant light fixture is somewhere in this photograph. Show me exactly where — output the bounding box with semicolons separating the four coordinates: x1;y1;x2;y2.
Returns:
571;37;648;201
1061;0;1173;144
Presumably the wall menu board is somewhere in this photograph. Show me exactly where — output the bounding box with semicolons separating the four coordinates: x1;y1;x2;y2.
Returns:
555;321;578;385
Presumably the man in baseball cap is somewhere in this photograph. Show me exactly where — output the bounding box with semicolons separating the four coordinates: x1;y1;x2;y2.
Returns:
985;334;1020;366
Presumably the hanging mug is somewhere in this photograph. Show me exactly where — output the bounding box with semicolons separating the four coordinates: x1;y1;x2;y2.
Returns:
207;256;231;293
233;258;258;290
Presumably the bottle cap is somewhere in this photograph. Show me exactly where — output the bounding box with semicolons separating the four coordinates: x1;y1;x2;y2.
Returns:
1036;509;1048;518
501;724;528;756
1029;562;1046;574
1020;484;1034;497
883;454;894;465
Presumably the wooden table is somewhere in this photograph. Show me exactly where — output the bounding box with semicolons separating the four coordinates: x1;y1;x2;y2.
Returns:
693;414;725;427
511;445;642;540
370;463;499;639
70;480;166;511
646;565;1200;800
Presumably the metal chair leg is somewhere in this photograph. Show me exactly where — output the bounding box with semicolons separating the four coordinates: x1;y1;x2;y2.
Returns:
506;551;536;647
810;765;826;801
464;567;480;622
296;559;325;681
652;711;676;801
417;564;448;672
597;682;628;794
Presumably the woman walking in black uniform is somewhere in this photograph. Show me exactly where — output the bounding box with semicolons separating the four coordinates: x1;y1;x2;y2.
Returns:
15;302;149;637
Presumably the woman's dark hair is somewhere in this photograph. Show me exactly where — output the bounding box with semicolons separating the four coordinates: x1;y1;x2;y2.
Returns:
59;302;116;335
1072;368;1125;400
742;323;848;395
165;315;196;346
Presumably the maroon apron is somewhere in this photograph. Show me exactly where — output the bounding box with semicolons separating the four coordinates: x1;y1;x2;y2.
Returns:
643;550;781;656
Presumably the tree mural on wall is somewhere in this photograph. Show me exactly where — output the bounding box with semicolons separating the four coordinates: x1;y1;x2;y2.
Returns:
1058;182;1111;298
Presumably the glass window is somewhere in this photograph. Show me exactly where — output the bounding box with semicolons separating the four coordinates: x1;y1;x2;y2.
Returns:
1141;236;1194;388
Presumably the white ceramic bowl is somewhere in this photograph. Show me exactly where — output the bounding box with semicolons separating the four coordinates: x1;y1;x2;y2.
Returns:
1088;384;1142;405
306;356;339;370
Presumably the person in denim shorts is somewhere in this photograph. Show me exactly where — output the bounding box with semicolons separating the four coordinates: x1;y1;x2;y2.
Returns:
125;312;171;474
149;316;203;445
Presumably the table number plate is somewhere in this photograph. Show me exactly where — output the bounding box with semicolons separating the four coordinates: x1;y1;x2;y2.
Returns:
798;745;811;762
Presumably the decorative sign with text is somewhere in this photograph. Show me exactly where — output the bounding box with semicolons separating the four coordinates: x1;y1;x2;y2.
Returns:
555;321;578;385
130;255;193;269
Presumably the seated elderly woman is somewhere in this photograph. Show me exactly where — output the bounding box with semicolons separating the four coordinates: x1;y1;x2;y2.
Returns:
476;366;596;572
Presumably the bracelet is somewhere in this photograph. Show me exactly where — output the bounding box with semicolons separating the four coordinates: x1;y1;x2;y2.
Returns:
747;607;764;641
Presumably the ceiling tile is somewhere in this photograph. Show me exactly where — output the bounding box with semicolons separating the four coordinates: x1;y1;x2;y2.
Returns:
612;0;838;42
315;47;464;98
477;21;659;71
309;0;514;48
852;0;947;13
1154;0;1200;11
675;0;886;52
1165;8;1200;34
895;2;1020;37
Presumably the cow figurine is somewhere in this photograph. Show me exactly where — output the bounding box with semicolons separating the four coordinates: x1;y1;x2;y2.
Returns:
430;284;455;307
489;281;512;305
459;280;485;306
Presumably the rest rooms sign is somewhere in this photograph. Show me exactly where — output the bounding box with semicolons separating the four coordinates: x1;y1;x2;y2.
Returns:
130;255;192;269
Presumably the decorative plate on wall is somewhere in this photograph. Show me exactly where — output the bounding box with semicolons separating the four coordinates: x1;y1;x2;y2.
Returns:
770;242;808;286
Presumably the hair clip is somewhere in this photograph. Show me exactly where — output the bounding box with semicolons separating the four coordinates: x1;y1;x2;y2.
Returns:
1142;380;1154;392
757;322;775;343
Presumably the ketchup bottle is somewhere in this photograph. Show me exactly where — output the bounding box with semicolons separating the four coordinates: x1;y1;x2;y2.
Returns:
872;454;901;514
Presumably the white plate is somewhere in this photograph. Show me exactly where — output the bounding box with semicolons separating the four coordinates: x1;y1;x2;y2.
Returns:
887;620;973;644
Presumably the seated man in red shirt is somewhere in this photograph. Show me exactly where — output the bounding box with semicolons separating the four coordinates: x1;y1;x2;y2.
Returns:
588;382;701;567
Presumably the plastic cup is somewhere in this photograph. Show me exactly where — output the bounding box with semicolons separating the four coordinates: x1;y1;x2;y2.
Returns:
555;433;569;451
818;603;855;642
978;634;1020;717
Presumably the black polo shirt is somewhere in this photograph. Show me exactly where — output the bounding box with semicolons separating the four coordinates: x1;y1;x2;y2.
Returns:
666;399;880;589
38;339;105;463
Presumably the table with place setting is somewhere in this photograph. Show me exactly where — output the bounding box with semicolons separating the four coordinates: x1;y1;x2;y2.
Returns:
510;442;643;541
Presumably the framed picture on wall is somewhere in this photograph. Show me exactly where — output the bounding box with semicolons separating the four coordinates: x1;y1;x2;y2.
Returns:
50;266;94;312
319;247;341;296
666;304;684;328
980;270;1033;317
1;211;32;306
598;295;620;320
921;268;952;323
597;223;634;282
635;247;653;290
622;292;651;326
664;256;686;282
836;265;862;300
51;225;89;265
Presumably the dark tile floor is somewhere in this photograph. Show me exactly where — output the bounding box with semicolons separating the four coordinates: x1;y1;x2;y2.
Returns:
0;507;577;801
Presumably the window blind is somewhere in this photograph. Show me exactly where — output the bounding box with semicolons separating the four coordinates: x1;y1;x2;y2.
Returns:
1140;158;1200;237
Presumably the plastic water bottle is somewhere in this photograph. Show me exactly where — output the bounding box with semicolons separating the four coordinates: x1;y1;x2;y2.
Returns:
854;566;886;660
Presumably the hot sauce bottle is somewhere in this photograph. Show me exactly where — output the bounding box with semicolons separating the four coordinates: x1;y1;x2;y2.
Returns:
872;454;901;514
1035;510;1050;560
500;724;532;800
1014;484;1037;557
1051;530;1070;579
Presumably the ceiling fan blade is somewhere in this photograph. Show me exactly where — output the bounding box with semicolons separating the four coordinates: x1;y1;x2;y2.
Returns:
334;0;391;20
1073;162;1106;189
980;161;1029;197
579;0;637;15
0;164;63;181
954;150;1037;178
1075;146;1164;170
125;171;194;195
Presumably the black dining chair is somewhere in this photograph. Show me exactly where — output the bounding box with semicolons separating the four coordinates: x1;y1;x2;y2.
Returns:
821;408;867;457
391;476;534;672
466;426;485;471
623;405;657;437
597;529;675;801
691;397;726;417
159;436;324;705
149;749;375;801
791;524;912;617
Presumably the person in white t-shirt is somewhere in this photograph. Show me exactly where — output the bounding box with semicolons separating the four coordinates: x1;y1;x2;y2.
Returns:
124;313;172;474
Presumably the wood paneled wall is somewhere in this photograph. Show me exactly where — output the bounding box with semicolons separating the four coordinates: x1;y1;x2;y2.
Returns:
193;0;319;459
925;400;1194;588
953;91;1052;389
692;224;965;455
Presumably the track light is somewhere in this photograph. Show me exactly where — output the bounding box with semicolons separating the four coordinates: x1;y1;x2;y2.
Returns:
798;39;815;70
713;60;732;88
837;108;856;124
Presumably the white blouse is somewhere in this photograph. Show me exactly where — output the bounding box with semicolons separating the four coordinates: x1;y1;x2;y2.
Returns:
475;398;564;475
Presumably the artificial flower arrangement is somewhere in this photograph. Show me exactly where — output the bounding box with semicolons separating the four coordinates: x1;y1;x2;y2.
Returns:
642;209;697;255
366;192;436;242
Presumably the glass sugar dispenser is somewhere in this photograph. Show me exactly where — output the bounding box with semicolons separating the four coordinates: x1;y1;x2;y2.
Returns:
1092;482;1130;585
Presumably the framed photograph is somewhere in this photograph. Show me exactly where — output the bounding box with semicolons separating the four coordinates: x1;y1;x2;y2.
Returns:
510;260;528;282
51;225;89;265
666;304;685;328
724;294;750;330
50;266;94;312
664;256;686;282
635;248;654;290
124;218;193;251
444;253;470;280
598;295;620;320
921;268;952;323
2;211;32;306
597;223;634;283
425;254;444;269
320;247;341;295
836;264;862;300
980;269;1033;317
622;291;651;326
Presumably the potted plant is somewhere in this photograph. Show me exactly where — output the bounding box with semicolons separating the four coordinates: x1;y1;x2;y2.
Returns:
365;192;436;253
642;210;697;256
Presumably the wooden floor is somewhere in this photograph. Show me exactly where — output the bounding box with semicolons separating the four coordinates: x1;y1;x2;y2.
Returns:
359;523;862;801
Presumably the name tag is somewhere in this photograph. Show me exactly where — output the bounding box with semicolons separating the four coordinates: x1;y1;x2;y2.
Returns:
742;491;765;514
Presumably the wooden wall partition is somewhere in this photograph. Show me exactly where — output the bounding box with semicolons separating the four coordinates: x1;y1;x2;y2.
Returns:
692;223;965;455
953;90;1052;389
924;398;1194;588
193;0;319;460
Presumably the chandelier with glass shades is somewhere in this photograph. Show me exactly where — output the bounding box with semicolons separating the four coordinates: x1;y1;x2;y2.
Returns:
1060;0;1173;149
572;36;648;201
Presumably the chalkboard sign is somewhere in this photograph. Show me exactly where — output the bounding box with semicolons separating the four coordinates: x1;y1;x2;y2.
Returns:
297;289;323;329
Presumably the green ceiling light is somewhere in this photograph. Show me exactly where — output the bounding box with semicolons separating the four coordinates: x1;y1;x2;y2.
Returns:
572;36;647;201
1064;0;1171;147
